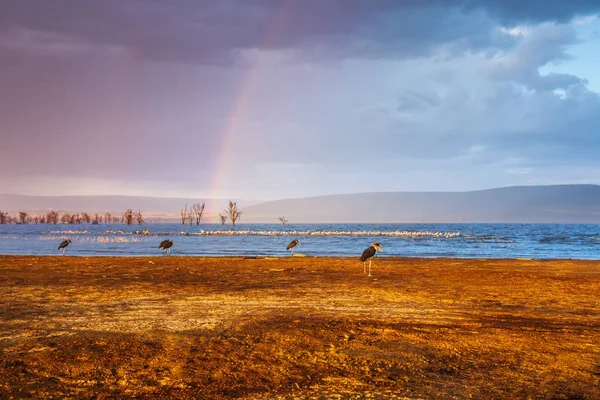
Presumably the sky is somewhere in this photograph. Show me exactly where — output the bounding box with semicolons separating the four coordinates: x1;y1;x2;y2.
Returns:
1;0;599;201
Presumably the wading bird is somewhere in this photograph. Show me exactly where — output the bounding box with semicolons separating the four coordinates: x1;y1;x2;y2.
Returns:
159;239;173;256
360;242;383;276
286;239;300;255
58;239;72;256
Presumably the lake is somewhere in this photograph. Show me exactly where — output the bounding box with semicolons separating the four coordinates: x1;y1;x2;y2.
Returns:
1;223;599;259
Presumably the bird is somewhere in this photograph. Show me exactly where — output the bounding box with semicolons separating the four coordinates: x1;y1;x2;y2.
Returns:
158;239;173;256
58;239;72;256
360;242;383;276
286;239;300;255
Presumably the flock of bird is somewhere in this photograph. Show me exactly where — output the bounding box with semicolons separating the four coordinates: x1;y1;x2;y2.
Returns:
176;230;459;238
57;238;385;276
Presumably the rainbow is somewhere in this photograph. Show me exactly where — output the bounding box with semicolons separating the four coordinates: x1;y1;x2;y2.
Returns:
207;0;295;201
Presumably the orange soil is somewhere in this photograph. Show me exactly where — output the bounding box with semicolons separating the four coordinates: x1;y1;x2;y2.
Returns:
0;256;599;399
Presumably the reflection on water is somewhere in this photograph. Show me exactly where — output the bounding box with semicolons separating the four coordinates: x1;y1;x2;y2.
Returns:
0;223;599;259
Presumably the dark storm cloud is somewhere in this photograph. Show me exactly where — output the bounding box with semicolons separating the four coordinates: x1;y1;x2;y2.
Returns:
1;0;599;196
465;0;600;24
1;0;598;65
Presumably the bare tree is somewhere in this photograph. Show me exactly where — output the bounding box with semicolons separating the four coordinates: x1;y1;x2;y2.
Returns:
134;210;144;224
46;211;59;224
93;214;100;224
181;203;189;225
219;214;227;226
104;212;120;224
122;209;134;225
225;201;242;227
18;212;28;224
278;216;288;226
0;211;8;224
192;202;206;226
61;213;71;224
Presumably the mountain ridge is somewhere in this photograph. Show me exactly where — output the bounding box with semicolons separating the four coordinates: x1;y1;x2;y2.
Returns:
2;185;600;223
241;184;600;223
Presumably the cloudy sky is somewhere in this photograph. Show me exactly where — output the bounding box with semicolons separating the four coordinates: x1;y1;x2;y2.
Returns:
1;0;599;200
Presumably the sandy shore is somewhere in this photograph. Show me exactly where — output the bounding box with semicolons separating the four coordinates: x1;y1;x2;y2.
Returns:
0;255;599;399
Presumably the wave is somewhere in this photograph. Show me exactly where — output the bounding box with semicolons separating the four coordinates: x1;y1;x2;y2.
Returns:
539;234;600;245
539;236;571;244
462;234;514;243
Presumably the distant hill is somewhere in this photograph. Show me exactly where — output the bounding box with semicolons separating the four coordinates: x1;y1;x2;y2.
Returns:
242;185;600;223
3;185;600;223
0;194;259;222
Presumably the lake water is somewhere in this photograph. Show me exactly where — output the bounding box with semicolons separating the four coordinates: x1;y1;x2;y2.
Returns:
1;223;599;259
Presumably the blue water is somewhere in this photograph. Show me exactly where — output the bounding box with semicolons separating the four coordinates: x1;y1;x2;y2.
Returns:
0;223;599;259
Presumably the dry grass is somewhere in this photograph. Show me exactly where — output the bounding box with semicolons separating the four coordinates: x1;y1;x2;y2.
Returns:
0;256;599;399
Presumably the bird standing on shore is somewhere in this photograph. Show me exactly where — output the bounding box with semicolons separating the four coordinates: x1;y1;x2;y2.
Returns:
159;239;173;256
286;239;300;255
360;242;383;276
58;239;72;256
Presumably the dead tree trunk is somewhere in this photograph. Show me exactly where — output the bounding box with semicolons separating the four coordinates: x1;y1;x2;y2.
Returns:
225;201;242;227
134;210;144;224
122;209;134;225
192;202;206;225
181;204;189;225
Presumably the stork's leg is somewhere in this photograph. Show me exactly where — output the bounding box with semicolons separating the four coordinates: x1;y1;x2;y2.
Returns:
292;248;295;256
363;261;366;273
63;248;66;256
368;259;372;277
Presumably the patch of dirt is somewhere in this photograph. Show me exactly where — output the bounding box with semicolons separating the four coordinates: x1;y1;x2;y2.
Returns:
1;256;599;399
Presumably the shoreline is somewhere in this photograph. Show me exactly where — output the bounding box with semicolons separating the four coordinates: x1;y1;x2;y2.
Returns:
3;254;600;261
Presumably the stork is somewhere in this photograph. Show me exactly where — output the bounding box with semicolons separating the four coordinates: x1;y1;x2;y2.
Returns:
286;239;300;255
360;242;383;276
158;239;173;256
58;239;72;256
